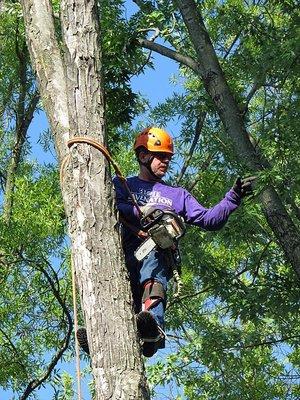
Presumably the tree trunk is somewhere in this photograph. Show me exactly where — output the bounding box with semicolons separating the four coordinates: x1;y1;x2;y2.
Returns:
175;0;300;278
20;0;150;398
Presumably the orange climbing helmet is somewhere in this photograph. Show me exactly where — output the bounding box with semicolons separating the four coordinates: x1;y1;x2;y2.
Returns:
134;127;174;154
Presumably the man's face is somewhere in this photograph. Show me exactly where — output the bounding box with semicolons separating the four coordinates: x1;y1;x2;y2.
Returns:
140;151;173;179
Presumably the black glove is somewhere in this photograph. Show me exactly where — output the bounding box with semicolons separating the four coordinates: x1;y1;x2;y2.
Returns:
233;176;257;198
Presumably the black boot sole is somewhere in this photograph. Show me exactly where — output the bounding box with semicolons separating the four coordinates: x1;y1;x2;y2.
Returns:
136;311;160;341
142;341;157;357
76;327;90;355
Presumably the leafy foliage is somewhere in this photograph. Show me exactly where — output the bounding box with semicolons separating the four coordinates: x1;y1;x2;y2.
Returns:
0;164;72;395
0;0;300;399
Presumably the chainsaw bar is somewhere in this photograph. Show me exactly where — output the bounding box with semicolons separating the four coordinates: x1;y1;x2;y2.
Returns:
135;237;157;261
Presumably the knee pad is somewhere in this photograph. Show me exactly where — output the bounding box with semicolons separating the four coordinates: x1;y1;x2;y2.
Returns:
142;280;166;311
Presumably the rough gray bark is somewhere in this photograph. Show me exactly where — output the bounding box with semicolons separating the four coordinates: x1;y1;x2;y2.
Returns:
20;0;150;399
174;0;263;169
172;0;300;278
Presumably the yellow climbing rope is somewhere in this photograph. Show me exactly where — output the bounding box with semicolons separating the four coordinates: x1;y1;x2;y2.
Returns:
71;253;82;400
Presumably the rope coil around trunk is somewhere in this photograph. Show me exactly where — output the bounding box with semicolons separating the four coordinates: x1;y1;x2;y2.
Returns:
67;137;143;217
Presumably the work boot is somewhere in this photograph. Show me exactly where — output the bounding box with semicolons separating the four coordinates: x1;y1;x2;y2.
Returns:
76;327;90;355
136;311;164;357
142;341;157;358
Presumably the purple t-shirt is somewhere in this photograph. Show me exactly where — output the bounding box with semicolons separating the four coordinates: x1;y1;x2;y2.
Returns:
114;176;241;232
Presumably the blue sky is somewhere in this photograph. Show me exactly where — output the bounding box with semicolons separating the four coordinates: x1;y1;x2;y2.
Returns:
0;1;185;399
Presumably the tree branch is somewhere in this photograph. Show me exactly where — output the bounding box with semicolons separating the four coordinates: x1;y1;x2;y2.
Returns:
137;38;200;74
167;284;214;309
239;334;300;350
2;24;41;223
19;258;73;400
186;151;217;192
132;0;155;13
174;0;300;279
176;112;206;185
251;240;273;285
3;88;40;224
223;31;242;59
0;327;28;372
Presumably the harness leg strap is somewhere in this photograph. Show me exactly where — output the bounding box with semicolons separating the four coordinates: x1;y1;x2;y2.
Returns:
142;279;166;311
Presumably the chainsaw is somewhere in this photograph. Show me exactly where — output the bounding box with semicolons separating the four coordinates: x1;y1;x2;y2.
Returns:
134;208;186;261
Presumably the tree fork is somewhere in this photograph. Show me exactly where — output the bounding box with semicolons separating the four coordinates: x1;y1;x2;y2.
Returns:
20;0;150;398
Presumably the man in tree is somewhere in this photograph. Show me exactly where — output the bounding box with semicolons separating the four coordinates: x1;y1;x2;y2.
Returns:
78;126;254;357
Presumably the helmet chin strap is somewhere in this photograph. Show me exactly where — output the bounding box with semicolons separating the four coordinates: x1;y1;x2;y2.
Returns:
140;154;160;179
